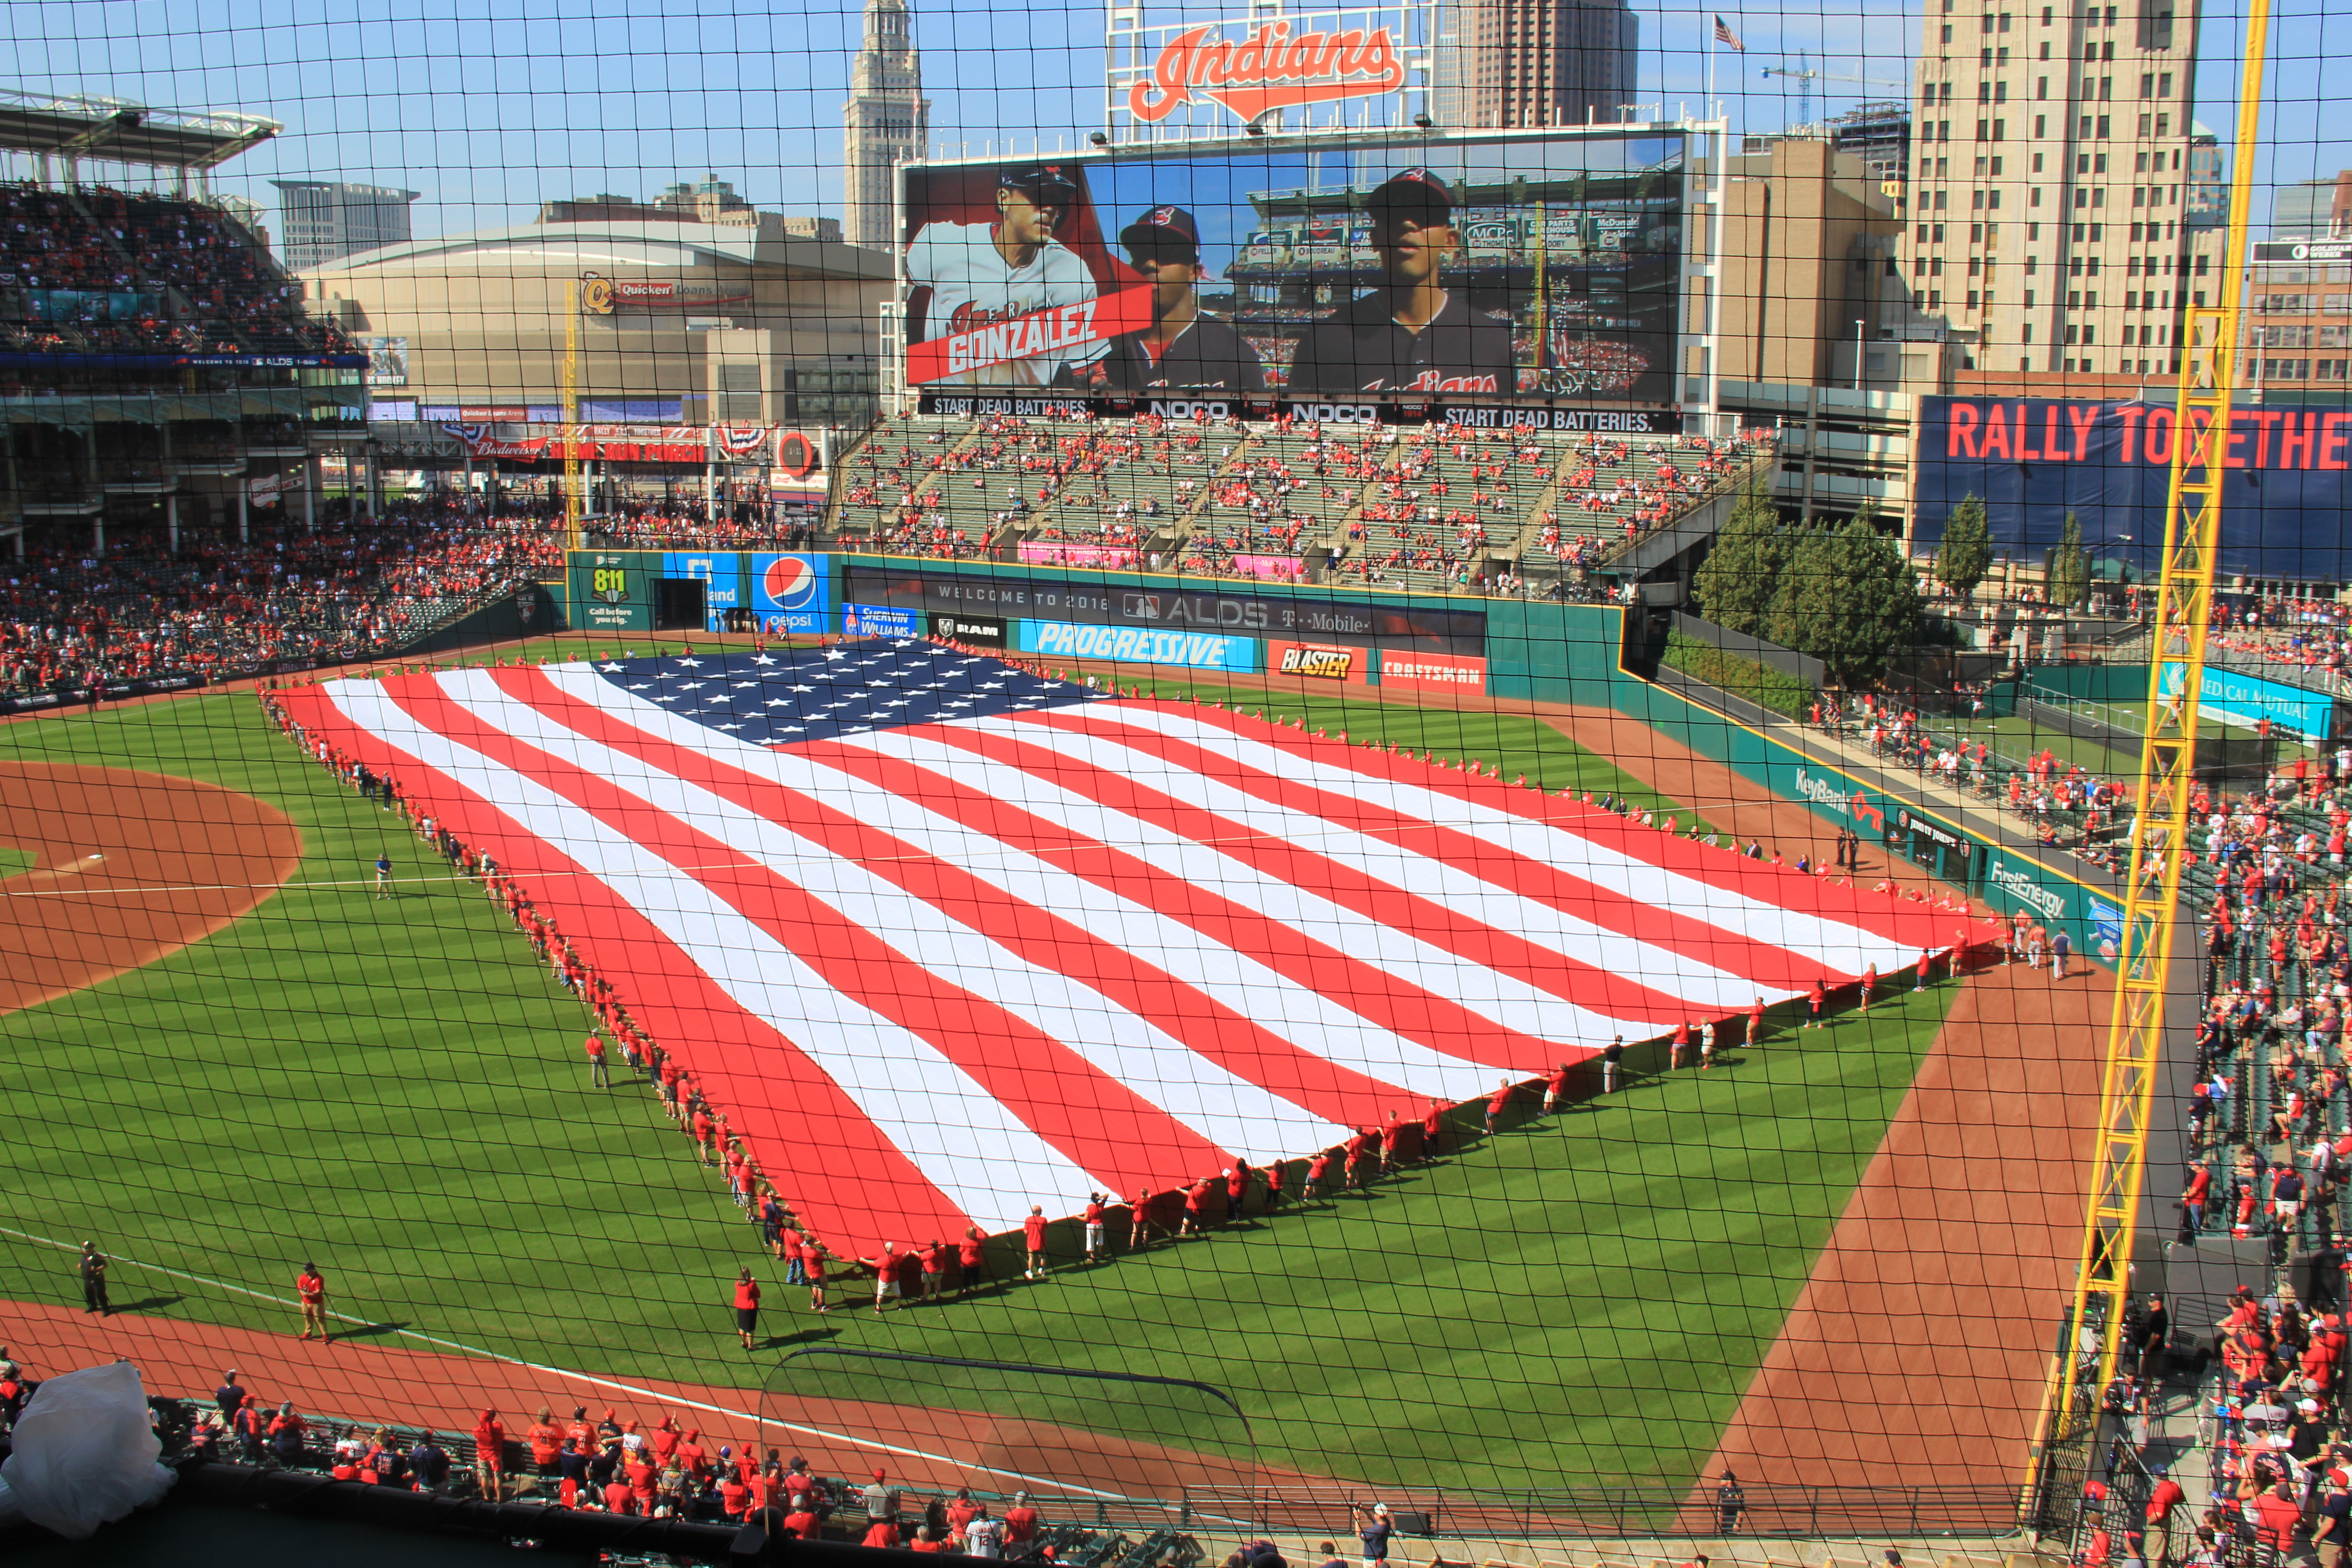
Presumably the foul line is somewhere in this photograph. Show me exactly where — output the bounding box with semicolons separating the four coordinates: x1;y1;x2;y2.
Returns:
0;1223;1149;1505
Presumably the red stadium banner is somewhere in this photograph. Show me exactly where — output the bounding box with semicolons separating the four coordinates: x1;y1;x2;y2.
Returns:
1379;649;1487;691
905;285;1157;385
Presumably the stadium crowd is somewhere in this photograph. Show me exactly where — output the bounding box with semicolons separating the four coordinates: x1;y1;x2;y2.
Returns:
0;180;351;358
0;1346;1171;1548
1;503;563;700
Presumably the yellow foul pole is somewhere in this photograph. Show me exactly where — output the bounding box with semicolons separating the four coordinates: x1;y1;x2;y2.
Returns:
2035;0;2271;1487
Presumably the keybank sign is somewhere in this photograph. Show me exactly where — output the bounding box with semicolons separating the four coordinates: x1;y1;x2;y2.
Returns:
1791;765;1886;830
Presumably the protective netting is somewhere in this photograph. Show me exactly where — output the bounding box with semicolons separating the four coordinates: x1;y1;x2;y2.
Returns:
0;0;2342;1558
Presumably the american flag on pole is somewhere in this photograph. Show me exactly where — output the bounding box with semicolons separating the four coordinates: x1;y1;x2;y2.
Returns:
1714;14;1746;49
279;642;1992;1255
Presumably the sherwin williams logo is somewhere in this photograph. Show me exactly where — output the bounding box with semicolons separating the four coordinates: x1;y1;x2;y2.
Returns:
1985;858;2068;921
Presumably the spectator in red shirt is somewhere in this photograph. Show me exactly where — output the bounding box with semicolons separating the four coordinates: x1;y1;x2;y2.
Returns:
1083;1196;1106;1262
733;1269;761;1349
584;1031;608;1088
1748;996;1767;1046
2253;1480;2304;1554
1225;1164;1249;1223
862;1516;901;1548
1543;1064;1570;1115
1004;1491;1041;1548
919;1240;946;1300
296;1263;329;1342
1024;1206;1049;1279
1485;1078;1514;1136
958;1227;988;1293
524;1406;563;1478
783;1498;821;1540
1304;1152;1333;1200
1421;1100;1447;1161
472;1409;507;1501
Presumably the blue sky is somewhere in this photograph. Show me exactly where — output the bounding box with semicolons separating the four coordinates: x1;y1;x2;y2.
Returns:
1;0;2342;241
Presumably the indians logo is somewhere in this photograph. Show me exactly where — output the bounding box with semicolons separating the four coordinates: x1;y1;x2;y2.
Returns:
761;555;823;612
1128;20;1406;124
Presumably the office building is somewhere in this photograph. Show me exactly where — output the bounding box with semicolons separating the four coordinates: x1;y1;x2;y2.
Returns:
270;180;419;271
1897;0;2223;378
1829;103;1914;187
2272;172;2352;241
1431;0;1638;129
842;0;929;251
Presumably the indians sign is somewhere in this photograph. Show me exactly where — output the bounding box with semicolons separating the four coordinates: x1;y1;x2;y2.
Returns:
1127;18;1407;123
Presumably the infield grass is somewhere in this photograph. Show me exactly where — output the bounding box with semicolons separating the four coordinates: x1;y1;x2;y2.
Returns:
0;688;1951;1492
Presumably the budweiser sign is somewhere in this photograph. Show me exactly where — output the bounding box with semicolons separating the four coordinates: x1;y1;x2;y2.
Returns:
1127;19;1406;123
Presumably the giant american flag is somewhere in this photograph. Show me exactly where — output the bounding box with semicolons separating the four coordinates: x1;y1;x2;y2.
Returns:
277;640;1991;1255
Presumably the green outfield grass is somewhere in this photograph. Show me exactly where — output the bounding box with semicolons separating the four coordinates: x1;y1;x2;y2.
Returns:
0;688;1954;1493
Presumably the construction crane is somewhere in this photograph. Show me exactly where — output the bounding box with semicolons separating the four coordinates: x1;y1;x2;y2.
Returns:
2029;0;2272;1519
1759;51;1906;127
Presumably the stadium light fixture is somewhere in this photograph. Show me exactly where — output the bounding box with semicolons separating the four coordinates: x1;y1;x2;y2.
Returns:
1089;131;1108;146
1413;113;1434;129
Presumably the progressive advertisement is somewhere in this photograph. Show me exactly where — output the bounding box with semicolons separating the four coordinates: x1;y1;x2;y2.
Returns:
901;131;1685;418
1017;620;1261;671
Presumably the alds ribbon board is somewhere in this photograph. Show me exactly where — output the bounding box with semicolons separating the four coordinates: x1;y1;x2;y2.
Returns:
900;131;1684;410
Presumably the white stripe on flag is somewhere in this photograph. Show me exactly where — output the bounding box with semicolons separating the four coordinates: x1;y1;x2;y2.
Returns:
969;711;1782;1009
837;723;1641;1044
542;665;1515;1101
438;671;1353;1164
1074;703;1918;980
320;677;1103;1230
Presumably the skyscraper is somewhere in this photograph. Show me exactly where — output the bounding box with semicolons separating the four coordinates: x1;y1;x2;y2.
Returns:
270;180;418;272
843;0;929;252
1897;0;2221;377
1431;0;1637;130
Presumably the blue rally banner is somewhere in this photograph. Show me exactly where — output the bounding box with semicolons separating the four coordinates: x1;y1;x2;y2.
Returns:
1915;396;2352;582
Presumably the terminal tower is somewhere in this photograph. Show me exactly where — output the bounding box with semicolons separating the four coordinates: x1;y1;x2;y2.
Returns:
842;0;929;252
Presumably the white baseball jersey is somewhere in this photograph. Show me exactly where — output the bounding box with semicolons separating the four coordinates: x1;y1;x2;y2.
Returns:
905;221;1106;387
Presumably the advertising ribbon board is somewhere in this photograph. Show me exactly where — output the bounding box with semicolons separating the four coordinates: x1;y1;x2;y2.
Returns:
1016;619;1260;672
1378;649;1486;692
1268;639;1371;684
749;553;833;635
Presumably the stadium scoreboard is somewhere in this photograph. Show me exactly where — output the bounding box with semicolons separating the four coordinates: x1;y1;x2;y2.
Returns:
897;126;1689;428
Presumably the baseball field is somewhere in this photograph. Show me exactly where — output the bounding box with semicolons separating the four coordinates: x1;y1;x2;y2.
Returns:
0;642;1969;1497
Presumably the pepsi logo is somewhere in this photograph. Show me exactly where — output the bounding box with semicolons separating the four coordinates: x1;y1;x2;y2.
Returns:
762;555;822;611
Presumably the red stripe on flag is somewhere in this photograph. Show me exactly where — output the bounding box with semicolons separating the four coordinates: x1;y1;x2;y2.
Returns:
379;675;1237;1194
1040;704;1829;991
271;681;975;1257
902;718;1694;1029
1149;702;2003;959
803;728;1565;1073
500;667;1414;1129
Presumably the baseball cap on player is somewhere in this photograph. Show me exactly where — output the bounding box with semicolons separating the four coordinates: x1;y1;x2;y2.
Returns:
1366;167;1457;217
999;164;1081;204
1119;205;1201;260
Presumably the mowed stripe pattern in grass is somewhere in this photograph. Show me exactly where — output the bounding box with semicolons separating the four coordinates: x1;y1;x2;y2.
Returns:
0;691;1950;1492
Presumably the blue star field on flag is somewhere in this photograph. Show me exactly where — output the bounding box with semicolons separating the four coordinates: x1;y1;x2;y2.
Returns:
590;637;1099;747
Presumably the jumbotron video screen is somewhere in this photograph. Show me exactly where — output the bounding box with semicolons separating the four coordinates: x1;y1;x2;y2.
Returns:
902;132;1684;407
